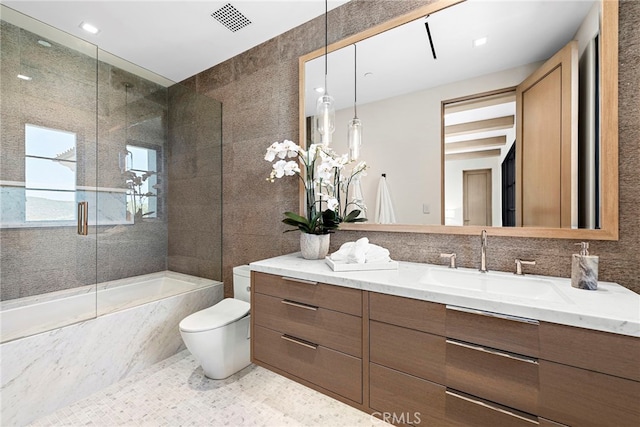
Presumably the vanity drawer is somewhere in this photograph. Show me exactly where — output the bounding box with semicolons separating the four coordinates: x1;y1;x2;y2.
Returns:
445;389;538;427
539;321;640;381
253;293;361;357
370;363;447;426
253;325;362;403
370;320;445;384
446;339;538;415
370;292;445;335
446;305;539;356
253;272;361;316
539;360;640;427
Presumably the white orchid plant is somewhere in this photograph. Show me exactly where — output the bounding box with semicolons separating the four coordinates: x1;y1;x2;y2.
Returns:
265;139;368;235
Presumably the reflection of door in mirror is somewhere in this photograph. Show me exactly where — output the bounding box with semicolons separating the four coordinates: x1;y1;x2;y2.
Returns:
516;40;578;228
463;169;491;226
501;144;516;227
443;89;516;227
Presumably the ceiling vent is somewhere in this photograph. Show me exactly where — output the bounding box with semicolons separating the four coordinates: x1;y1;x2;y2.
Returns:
211;3;252;33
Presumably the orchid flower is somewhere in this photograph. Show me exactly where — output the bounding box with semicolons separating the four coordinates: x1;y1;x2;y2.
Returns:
265;139;368;234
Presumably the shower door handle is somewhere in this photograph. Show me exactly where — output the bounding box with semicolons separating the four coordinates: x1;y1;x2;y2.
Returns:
77;202;88;236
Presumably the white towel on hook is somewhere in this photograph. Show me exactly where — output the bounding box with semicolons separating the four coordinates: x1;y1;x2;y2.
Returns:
347;176;367;219
375;176;396;224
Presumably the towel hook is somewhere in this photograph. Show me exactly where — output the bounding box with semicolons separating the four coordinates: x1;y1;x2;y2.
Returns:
381;173;386;178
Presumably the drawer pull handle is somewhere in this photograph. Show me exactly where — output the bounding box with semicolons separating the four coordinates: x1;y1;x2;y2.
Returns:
281;334;318;350
446;305;539;325
446;339;538;364
281;299;318;311
282;276;318;286
445;390;538;424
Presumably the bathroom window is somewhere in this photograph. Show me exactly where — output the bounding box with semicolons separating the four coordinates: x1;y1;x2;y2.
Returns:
125;145;158;219
24;124;77;221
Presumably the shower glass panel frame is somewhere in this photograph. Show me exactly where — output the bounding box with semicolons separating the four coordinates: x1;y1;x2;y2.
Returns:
0;5;99;342
1;5;223;343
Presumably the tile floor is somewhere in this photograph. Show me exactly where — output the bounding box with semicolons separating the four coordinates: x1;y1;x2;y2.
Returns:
31;350;390;427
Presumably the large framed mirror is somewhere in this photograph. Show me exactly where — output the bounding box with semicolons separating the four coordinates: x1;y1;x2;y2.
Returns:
299;0;618;240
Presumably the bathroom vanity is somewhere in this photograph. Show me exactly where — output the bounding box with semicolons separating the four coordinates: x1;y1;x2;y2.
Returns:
250;253;639;426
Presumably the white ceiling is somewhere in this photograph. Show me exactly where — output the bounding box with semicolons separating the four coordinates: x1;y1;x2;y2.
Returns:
2;0;349;83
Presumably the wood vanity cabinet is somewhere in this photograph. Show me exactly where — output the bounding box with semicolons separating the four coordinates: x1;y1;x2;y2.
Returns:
251;270;639;427
538;322;640;427
369;293;448;426
251;272;364;405
445;339;539;416
445;305;541;425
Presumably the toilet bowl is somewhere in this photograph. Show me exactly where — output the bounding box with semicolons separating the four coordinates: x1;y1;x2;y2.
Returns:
179;265;251;379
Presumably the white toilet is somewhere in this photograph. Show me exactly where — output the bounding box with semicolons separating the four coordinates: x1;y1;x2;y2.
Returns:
179;265;251;379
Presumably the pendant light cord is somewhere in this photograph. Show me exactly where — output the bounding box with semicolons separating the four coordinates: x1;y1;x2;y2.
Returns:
353;44;357;118
324;0;328;92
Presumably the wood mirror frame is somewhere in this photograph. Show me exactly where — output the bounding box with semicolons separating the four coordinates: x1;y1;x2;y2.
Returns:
299;0;618;240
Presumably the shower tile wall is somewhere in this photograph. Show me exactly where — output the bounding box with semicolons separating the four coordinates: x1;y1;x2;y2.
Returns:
184;0;640;296
0;21;169;300
0;21;98;300
167;85;223;281
96;67;169;284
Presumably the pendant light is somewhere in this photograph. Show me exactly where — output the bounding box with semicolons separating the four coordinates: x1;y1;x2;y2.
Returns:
348;43;362;161
316;0;335;146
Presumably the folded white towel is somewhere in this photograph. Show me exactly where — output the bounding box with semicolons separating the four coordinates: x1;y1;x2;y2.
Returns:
365;244;391;263
346;237;369;264
330;239;392;264
330;242;353;262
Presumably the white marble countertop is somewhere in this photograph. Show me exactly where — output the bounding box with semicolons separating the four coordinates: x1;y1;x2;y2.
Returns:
250;253;640;337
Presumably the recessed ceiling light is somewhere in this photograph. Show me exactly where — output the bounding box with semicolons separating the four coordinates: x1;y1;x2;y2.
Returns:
38;40;52;47
473;37;487;47
80;21;100;35
17;74;32;81
314;87;324;93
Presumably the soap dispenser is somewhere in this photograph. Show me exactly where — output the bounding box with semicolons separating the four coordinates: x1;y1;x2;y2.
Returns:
571;242;598;290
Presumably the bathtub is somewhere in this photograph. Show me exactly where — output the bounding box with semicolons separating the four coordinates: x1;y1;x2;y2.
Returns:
0;270;223;426
1;271;217;343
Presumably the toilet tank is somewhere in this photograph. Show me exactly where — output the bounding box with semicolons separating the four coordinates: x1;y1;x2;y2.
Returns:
233;265;251;302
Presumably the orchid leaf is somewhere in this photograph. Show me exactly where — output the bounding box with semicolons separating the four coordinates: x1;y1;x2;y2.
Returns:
343;209;366;223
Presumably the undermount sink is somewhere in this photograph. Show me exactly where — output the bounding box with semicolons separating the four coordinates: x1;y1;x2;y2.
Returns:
421;267;571;303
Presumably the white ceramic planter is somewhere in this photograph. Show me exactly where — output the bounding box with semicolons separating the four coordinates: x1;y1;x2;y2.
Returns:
299;233;330;260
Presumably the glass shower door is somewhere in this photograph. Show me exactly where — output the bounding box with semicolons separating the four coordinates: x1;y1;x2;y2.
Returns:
0;5;98;342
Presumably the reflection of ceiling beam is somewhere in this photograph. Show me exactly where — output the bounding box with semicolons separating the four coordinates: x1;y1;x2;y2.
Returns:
445;149;501;161
445;92;516;114
444;136;507;154
445;115;514;137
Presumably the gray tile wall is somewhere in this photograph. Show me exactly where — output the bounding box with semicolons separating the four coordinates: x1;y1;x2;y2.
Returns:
0;22;170;299
184;0;640;296
166;85;223;280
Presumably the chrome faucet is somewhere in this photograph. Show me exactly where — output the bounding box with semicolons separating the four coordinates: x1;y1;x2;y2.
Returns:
515;259;536;275
440;253;457;268
480;229;488;273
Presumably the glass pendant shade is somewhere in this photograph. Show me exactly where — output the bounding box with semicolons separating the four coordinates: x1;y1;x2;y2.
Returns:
348;117;362;161
316;93;335;145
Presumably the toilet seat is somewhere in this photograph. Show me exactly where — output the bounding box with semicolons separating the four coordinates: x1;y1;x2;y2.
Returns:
179;298;250;333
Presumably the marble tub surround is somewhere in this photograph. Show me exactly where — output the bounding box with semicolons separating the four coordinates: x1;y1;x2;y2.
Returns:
1;271;217;343
0;279;223;426
250;253;640;337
